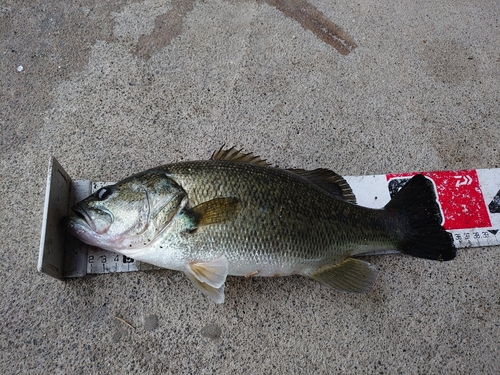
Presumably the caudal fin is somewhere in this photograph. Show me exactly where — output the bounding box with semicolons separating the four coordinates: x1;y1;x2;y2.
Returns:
385;174;456;261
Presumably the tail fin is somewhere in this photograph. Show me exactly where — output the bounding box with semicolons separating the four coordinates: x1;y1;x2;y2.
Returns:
385;174;456;261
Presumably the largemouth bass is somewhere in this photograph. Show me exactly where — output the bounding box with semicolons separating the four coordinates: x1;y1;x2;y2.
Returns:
63;147;456;303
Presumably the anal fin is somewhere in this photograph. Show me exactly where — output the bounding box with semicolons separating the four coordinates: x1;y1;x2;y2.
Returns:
186;256;228;288
185;271;225;304
310;258;378;293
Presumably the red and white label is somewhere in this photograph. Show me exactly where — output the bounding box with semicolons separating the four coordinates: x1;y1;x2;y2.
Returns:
386;170;491;230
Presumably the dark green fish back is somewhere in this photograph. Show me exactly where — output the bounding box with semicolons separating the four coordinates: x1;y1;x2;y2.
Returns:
155;160;394;271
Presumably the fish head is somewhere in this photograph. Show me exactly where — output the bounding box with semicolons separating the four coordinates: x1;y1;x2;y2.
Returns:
63;172;187;251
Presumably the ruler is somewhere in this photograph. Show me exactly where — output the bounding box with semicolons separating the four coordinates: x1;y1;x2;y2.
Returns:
38;158;500;280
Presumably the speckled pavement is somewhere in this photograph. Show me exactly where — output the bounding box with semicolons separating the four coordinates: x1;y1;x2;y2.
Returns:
1;0;499;373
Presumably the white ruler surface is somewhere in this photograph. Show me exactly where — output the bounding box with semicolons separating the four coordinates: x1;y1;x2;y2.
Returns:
38;159;500;279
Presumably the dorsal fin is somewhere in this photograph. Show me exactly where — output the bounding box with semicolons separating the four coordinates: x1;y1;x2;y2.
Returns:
288;168;357;204
210;146;271;166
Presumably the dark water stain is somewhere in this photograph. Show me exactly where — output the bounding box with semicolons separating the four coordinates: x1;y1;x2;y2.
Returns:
417;119;499;170
261;0;357;55
112;329;125;342
133;0;196;60
1;1;125;155
200;322;222;339
133;0;357;60
421;39;478;85
2;0;356;156
143;314;159;331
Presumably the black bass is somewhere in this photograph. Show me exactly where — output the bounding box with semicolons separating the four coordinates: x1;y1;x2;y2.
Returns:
63;148;456;303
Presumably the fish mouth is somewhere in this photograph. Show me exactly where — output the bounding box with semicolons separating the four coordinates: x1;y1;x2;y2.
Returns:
65;203;112;235
71;204;96;232
61;203;114;250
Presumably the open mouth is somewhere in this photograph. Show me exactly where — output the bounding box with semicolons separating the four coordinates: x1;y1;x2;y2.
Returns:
71;204;96;232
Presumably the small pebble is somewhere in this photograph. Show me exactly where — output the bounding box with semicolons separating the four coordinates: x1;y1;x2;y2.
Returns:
17;65;23;72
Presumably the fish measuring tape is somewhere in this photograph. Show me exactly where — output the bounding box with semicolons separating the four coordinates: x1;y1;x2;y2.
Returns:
38;157;500;280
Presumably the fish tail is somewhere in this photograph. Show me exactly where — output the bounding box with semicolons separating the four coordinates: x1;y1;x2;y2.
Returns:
385;174;456;261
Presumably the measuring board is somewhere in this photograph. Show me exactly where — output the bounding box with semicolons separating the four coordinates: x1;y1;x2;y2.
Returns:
38;158;500;280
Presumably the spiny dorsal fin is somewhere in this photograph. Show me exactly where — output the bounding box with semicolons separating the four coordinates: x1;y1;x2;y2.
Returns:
210;146;271;166
288;168;357;204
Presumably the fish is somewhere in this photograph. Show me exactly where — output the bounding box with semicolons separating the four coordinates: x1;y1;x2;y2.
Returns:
62;147;456;303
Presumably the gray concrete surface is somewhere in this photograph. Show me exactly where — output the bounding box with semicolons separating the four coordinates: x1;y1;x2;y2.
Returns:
1;0;499;373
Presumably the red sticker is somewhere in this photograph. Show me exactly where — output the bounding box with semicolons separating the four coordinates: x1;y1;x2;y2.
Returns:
386;170;491;230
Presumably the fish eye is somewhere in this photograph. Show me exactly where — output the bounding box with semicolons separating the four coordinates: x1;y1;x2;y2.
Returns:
96;187;112;200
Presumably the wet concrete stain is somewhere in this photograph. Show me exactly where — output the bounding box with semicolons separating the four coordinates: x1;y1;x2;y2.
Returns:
133;0;357;60
1;1;122;155
2;0;355;155
261;0;357;55
143;314;159;331
420;39;478;85
134;0;195;60
200;323;222;339
417;118;498;170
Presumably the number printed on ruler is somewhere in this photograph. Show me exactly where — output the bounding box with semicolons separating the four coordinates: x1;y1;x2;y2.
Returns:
87;247;139;274
450;228;500;248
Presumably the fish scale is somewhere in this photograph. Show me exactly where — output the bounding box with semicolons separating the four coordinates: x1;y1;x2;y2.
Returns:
163;161;363;263
62;148;456;303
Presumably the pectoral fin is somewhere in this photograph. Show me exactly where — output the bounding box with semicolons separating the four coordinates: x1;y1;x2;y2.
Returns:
185;271;225;304
186;197;241;227
185;256;228;288
309;258;378;293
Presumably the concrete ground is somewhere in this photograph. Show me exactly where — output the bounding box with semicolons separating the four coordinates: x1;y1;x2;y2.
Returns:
1;0;499;373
